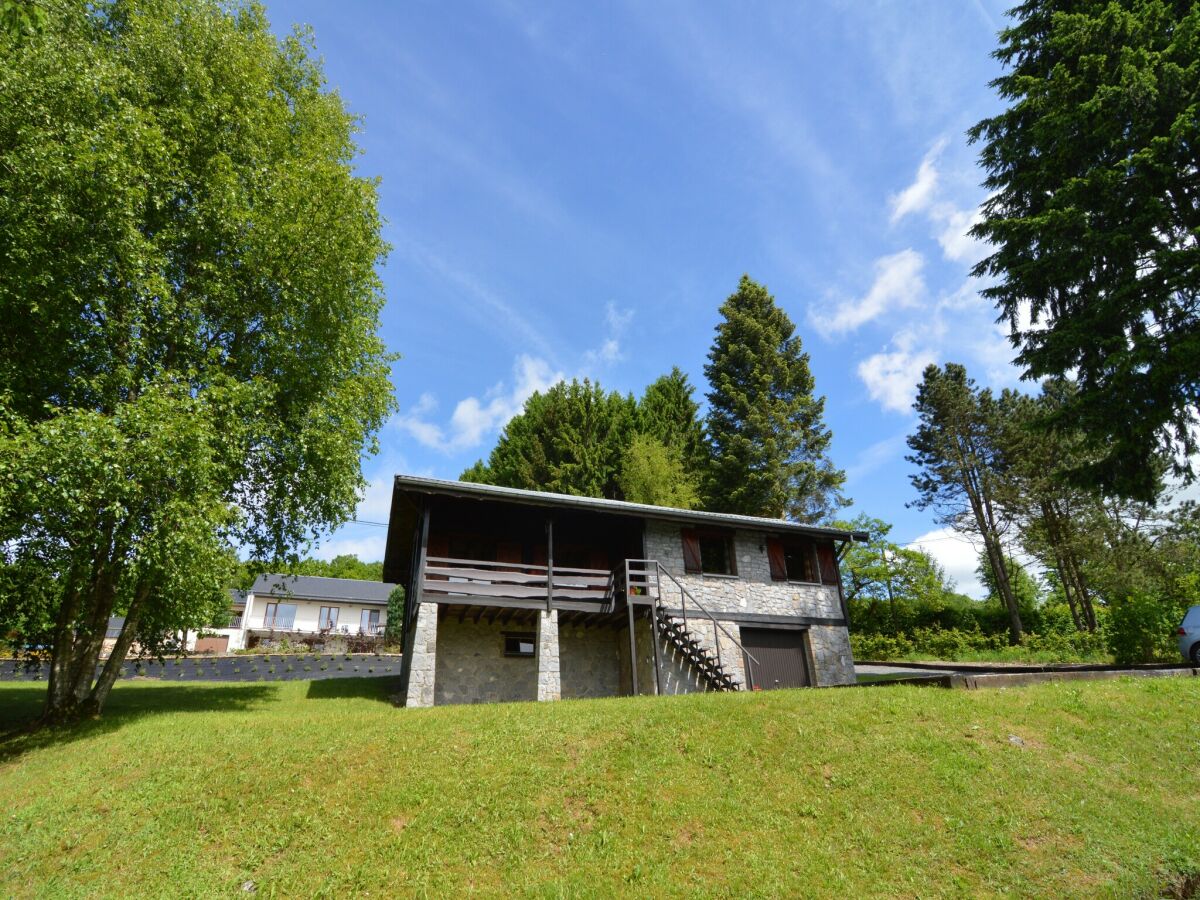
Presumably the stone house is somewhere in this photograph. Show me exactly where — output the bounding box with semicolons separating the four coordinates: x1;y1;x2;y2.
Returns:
383;475;867;707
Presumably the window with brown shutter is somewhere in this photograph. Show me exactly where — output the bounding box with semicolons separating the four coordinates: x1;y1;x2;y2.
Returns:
766;539;787;581
817;543;840;586
681;529;702;573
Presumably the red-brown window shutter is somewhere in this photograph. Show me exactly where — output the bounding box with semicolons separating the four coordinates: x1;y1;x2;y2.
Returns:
766;538;787;581
681;529;702;573
817;543;840;586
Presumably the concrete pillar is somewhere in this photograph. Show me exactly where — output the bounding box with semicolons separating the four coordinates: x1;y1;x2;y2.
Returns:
536;609;561;701
404;602;439;708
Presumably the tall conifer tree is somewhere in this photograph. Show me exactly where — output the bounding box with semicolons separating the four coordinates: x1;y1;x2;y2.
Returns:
703;276;846;522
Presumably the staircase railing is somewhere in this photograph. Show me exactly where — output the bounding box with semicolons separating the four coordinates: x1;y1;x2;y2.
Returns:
624;559;760;691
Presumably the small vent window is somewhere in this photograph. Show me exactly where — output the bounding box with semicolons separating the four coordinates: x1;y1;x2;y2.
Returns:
504;633;535;657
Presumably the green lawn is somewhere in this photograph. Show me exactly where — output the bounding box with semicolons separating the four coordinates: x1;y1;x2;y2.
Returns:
2;677;1198;897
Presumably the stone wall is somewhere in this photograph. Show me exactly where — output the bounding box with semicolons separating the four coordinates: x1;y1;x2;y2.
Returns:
433;616;537;705
644;521;843;619
536;609;561;702
404;601;438;708
807;624;856;686
643;520;855;688
559;623;622;699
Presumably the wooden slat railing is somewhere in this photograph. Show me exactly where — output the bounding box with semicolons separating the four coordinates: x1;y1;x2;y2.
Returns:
422;556;615;605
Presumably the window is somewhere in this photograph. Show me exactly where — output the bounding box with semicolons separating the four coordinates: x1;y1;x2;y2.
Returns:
262;602;297;629
318;606;339;630
682;529;737;576
360;609;381;634
767;538;832;584
503;633;535;657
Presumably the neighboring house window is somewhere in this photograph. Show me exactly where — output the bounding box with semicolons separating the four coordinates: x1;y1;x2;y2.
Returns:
319;606;339;630
766;538;819;583
682;529;737;576
263;603;297;629
360;609;381;634
503;632;535;657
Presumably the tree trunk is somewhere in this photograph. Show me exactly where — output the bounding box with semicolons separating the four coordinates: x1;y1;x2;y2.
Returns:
81;581;150;717
1040;501;1083;631
982;533;1023;645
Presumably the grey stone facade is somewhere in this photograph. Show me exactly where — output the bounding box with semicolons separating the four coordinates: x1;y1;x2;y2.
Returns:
560;624;622;699
643;520;855;688
536;610;561;701
404;601;439;708
433;616;537;705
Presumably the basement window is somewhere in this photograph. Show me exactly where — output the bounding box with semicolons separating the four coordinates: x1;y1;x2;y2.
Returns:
503;632;535;657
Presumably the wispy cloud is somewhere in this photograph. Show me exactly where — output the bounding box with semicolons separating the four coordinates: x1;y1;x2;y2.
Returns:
582;302;634;368
857;335;937;415
845;432;910;485
889;138;946;223
399;240;559;362
396;355;565;452
814;249;926;336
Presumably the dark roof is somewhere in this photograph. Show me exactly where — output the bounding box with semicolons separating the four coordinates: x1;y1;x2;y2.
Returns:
391;474;869;541
249;574;396;606
228;588;246;608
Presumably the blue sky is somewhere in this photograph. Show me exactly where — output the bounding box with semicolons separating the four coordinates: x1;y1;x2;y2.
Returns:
265;0;1020;596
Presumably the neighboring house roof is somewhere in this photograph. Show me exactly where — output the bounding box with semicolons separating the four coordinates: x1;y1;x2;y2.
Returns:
248;574;396;606
106;616;125;638
391;474;870;541
228;588;247;609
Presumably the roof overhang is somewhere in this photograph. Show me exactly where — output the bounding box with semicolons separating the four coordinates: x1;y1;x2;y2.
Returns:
390;474;869;542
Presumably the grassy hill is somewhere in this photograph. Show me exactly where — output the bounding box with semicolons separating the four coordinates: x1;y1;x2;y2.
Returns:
1;677;1198;897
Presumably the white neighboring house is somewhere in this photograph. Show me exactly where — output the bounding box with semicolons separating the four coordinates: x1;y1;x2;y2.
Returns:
191;574;396;652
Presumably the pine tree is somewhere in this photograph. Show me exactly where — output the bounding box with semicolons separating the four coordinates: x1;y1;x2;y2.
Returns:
636;367;709;485
907;363;1025;643
459;379;636;500
703;275;846;522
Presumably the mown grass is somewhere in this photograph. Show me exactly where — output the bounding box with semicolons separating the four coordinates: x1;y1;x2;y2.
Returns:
1;677;1198;897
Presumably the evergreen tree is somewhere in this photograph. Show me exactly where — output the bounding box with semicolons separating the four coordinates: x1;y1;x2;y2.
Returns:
907;364;1025;643
703;275;846;522
618;434;701;509
969;0;1200;500
636;367;709;478
460;379;636;499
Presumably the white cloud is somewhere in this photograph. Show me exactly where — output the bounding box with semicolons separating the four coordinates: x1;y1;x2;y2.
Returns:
906;527;986;599
932;203;985;265
582;302;633;368
309;534;388;563
889;139;945;223
814;249;926;336
396;355;565;452
857;342;937;414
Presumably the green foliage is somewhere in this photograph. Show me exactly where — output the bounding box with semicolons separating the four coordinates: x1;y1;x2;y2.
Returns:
704;276;846;522
969;0;1200;499
851;627;1109;664
908;363;1025;642
617;434;701;509
1106;589;1186;665
462;379;635;499
0;0;394;720
286;555;383;582
385;586;405;642
635;367;709;477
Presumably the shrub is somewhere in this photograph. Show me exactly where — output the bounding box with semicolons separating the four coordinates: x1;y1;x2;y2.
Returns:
1106;591;1185;664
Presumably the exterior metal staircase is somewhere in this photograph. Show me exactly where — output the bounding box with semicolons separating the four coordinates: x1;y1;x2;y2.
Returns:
624;559;759;693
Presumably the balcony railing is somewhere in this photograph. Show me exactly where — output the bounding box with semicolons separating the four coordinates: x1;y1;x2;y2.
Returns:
260;615;296;630
227;615;244;630
422;557;614;606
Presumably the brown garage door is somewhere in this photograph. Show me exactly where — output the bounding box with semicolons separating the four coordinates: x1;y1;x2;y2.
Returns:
740;628;811;690
194;635;229;654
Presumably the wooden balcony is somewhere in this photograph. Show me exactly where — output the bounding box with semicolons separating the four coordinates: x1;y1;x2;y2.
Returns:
421;556;615;610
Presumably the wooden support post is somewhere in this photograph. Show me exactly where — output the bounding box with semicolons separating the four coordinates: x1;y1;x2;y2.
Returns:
546;516;555;612
648;599;664;696
626;599;639;696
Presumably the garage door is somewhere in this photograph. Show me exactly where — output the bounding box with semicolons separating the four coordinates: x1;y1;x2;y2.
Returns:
194;635;229;654
739;628;811;690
